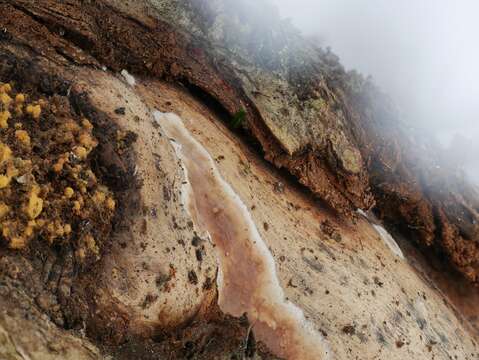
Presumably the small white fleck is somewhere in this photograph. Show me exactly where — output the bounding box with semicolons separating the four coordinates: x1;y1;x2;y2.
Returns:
121;69;136;86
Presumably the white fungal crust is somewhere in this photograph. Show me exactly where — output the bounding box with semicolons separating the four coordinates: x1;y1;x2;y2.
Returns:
373;224;405;260
120;69;136;86
154;110;331;360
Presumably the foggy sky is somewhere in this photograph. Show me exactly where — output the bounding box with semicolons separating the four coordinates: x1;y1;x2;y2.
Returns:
271;0;479;181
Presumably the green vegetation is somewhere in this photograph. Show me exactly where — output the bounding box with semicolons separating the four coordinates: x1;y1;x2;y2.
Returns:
230;109;246;129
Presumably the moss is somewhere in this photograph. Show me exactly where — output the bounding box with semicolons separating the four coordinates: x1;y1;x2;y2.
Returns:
230;108;246;129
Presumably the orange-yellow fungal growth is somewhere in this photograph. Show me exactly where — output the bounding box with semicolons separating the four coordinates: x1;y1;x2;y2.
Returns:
0;83;12;93
52;154;68;173
78;132;97;149
26;104;41;120
9;236;26;250
93;190;106;204
105;197;116;211
0;143;12;163
24;185;43;219
0;83;118;262
0;202;10;219
83;234;99;255
0;163;18;189
64;224;72;235
15;93;25;103
73;146;88;159
15;130;31;147
81;118;93;130
0;111;11;128
64;187;74;199
0;93;12;106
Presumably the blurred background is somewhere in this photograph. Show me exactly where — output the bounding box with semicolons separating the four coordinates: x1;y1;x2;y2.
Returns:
271;0;479;182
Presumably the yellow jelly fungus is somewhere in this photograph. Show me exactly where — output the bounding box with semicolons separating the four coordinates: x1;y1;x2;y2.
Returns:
24;221;36;237
84;234;99;254
0;202;9;219
26;104;41;120
93;191;106;204
9;237;26;250
52;156;68;173
81;119;93;130
78;133;97;149
73;201;81;212
64;224;72;234
24;185;43;219
0;111;11;128
0;143;12;163
105;197;116;211
64;120;80;132
0;163;19;188
15;93;25;103
64;187;74;198
0;175;10;189
14;105;23;116
0;83;12;93
73;146;88;159
15;130;31;146
0;93;12;106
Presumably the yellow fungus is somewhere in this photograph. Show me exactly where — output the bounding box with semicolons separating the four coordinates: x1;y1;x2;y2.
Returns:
64;224;72;234
64;187;74;198
64;120;81;133
76;248;86;260
0;93;12;106
24;185;43;219
0;83;12;93
26;104;41;120
15;130;31;147
78;133;97;149
2;223;11;237
0;202;9;219
73;201;81;212
84;234;99;254
81;119;93;130
0;111;11;128
0;143;12;163
73;146;88;159
24;221;36;237
9;237;26;250
0;175;10;189
55;224;65;236
93;191;106;204
15;93;25;103
52;156;68;173
105;197;116;211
